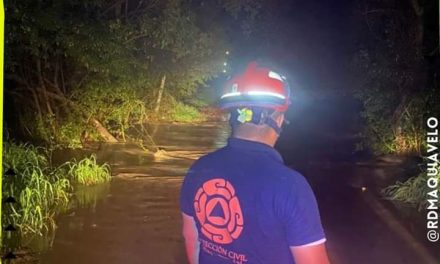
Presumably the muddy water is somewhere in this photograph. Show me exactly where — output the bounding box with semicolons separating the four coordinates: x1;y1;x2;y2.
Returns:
35;122;438;264
39;123;229;264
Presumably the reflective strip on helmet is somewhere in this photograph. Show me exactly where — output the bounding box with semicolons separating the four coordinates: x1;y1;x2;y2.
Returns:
221;90;286;100
247;91;286;99
220;92;242;99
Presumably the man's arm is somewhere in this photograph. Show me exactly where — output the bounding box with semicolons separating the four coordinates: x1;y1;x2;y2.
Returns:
290;242;331;264
182;212;200;264
275;173;330;264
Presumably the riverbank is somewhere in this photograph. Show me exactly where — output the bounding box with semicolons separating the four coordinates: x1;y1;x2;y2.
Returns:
1;143;113;263
356;156;439;262
296;158;439;264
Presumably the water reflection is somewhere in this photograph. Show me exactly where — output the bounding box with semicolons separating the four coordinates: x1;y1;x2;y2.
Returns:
73;183;111;210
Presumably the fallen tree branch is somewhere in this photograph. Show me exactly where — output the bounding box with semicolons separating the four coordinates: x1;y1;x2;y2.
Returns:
43;89;119;143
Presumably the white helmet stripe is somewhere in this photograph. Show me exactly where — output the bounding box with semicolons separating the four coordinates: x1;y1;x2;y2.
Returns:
220;92;242;99
221;91;286;100
247;91;286;99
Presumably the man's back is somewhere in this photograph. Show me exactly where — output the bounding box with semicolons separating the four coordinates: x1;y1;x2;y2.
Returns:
180;138;326;264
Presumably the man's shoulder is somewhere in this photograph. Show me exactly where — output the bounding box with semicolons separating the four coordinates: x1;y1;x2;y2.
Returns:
265;164;310;192
197;146;225;160
277;165;305;180
187;147;228;170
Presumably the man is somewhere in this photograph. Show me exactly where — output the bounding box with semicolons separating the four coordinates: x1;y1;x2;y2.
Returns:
180;61;330;264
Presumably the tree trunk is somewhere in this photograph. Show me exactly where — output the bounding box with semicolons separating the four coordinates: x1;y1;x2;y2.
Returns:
36;59;55;116
392;93;409;128
91;118;118;143
154;75;166;114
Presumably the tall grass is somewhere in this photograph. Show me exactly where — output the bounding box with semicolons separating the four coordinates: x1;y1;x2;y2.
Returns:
3;143;47;173
2;143;112;239
383;164;440;211
156;95;206;122
3;143;71;235
170;102;205;122
68;155;111;185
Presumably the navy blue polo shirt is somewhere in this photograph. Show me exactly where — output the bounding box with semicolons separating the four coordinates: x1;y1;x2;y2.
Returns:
180;137;326;264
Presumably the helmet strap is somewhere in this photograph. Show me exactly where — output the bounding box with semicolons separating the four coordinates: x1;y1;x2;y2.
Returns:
264;117;282;135
230;107;283;135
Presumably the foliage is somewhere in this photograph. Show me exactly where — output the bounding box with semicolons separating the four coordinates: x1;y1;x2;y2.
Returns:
383;164;439;211
20;108;95;149
2;143;71;235
68;155;111;186
5;0;237;147
156;95;206;122
58;116;91;149
73;83;148;141
351;0;430;155
3;142;47;170
2;143;111;239
170;102;205;123
354;84;427;154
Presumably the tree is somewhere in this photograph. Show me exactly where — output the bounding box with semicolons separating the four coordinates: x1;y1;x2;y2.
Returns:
351;0;438;154
5;0;229;147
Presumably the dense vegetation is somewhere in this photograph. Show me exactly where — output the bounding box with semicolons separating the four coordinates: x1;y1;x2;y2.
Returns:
383;164;440;211
3;143;70;235
351;0;439;156
350;0;440;207
5;0;261;148
2;0;262;254
2;143;111;251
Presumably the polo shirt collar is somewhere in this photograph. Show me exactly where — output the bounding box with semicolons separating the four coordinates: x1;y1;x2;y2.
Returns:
227;137;283;163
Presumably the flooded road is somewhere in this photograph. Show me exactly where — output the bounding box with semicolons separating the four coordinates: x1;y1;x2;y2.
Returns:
37;122;439;264
39;123;229;264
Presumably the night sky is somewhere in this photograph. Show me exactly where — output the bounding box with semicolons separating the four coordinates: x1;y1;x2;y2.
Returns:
229;0;356;97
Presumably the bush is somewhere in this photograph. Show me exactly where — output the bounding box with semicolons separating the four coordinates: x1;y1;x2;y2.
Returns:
3;143;47;171
2;143;112;238
2;143;71;235
170;101;205;122
58;118;87;149
74;83;148;141
383;164;440;211
68;155;111;186
354;90;426;155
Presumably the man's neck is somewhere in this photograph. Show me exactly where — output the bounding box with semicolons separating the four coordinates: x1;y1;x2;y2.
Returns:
232;134;276;147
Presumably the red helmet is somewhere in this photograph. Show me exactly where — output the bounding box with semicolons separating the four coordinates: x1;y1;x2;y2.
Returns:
219;61;291;112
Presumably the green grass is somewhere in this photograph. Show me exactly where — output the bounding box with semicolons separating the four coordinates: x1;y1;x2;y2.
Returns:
3;143;47;172
383;164;439;211
3;143;71;235
68;155;111;186
170;102;205;122
2;143;111;240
